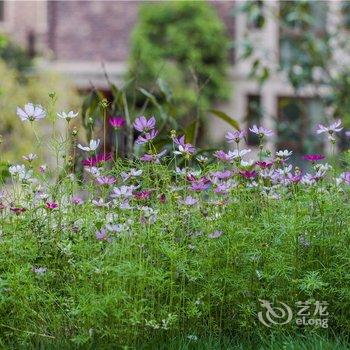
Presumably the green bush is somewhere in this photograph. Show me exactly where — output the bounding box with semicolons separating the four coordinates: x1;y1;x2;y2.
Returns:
129;1;230;120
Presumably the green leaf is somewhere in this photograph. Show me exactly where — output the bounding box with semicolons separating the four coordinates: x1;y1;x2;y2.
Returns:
184;121;196;144
209;109;240;130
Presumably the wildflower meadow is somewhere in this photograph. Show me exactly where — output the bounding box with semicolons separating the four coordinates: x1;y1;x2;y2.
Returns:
0;101;350;349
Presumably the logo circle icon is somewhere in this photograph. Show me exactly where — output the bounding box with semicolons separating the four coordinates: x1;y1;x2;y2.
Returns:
258;299;293;327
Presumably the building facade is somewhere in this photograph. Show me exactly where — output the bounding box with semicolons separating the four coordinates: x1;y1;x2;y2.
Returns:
0;0;345;155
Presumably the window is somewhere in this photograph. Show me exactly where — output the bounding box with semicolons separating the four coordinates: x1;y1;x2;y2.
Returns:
0;1;4;22
246;95;263;146
279;1;328;67
277;97;324;163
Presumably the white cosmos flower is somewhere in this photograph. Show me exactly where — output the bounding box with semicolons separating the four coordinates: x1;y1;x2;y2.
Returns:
57;111;79;121
77;139;100;152
9;164;33;181
276;150;293;158
16;103;46;122
228;149;251;159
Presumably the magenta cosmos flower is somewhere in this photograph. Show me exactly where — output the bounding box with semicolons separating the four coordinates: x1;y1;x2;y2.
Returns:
239;170;257;179
82;153;112;167
109;116;125;129
133;116;156;132
45;202;58;210
134;190;151;200
303;154;325;162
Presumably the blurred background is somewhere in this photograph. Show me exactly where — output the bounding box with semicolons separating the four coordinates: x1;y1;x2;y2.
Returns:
1;0;350;164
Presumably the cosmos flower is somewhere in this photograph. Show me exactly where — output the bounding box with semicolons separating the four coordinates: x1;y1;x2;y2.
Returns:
181;196;198;206
92;198;110;207
133;116;156;132
249;125;274;137
316;120;343;135
134;190;151;200
96;229;107;241
135;129;158;144
121;168;143;182
78;139;101;152
10;207;26;215
208;230;223;239
23;153;38;162
16;103;46;122
45;202;58;210
109;116;125;129
140;150;167;163
341;172;350;184
228;149;251;159
303;154;325;162
82;153;112;167
111;185;135;198
173;135;196;156
32;267;47;275
225;130;246;143
256;161;273;169
213;150;232;162
57;111;79;121
71;196;84;205
276;150;293;158
239;170;257;179
96;176;116;186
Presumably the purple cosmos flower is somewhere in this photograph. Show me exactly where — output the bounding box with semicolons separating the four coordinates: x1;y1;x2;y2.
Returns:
249;125;274;137
16;103;46;122
96;176;116;186
213;150;232;162
211;170;232;180
303;154;325;162
111;185;135;198
135;129;158;144
82;153;112;167
92;198;110;207
96;229;107;241
214;182;232;194
208;230;223;239
133;116;156;132
190;179;210;192
316;120;343;135
109;116;125;129
173;135;196;156
182;196;198;206
341;172;350;184
45;201;58;210
225;130;246;143
140;149;167;163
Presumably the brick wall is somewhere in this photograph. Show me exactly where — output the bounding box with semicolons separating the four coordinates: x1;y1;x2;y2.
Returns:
46;0;235;62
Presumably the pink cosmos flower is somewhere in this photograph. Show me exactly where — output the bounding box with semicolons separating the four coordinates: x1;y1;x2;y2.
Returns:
135;129;158;144
71;196;83;205
45;202;58;210
109;116;125;129
249;125;274;137
225;130;246;143
303;154;325;162
96;176;116;186
82;153;112;167
133;116;156;132
316;120;343;135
